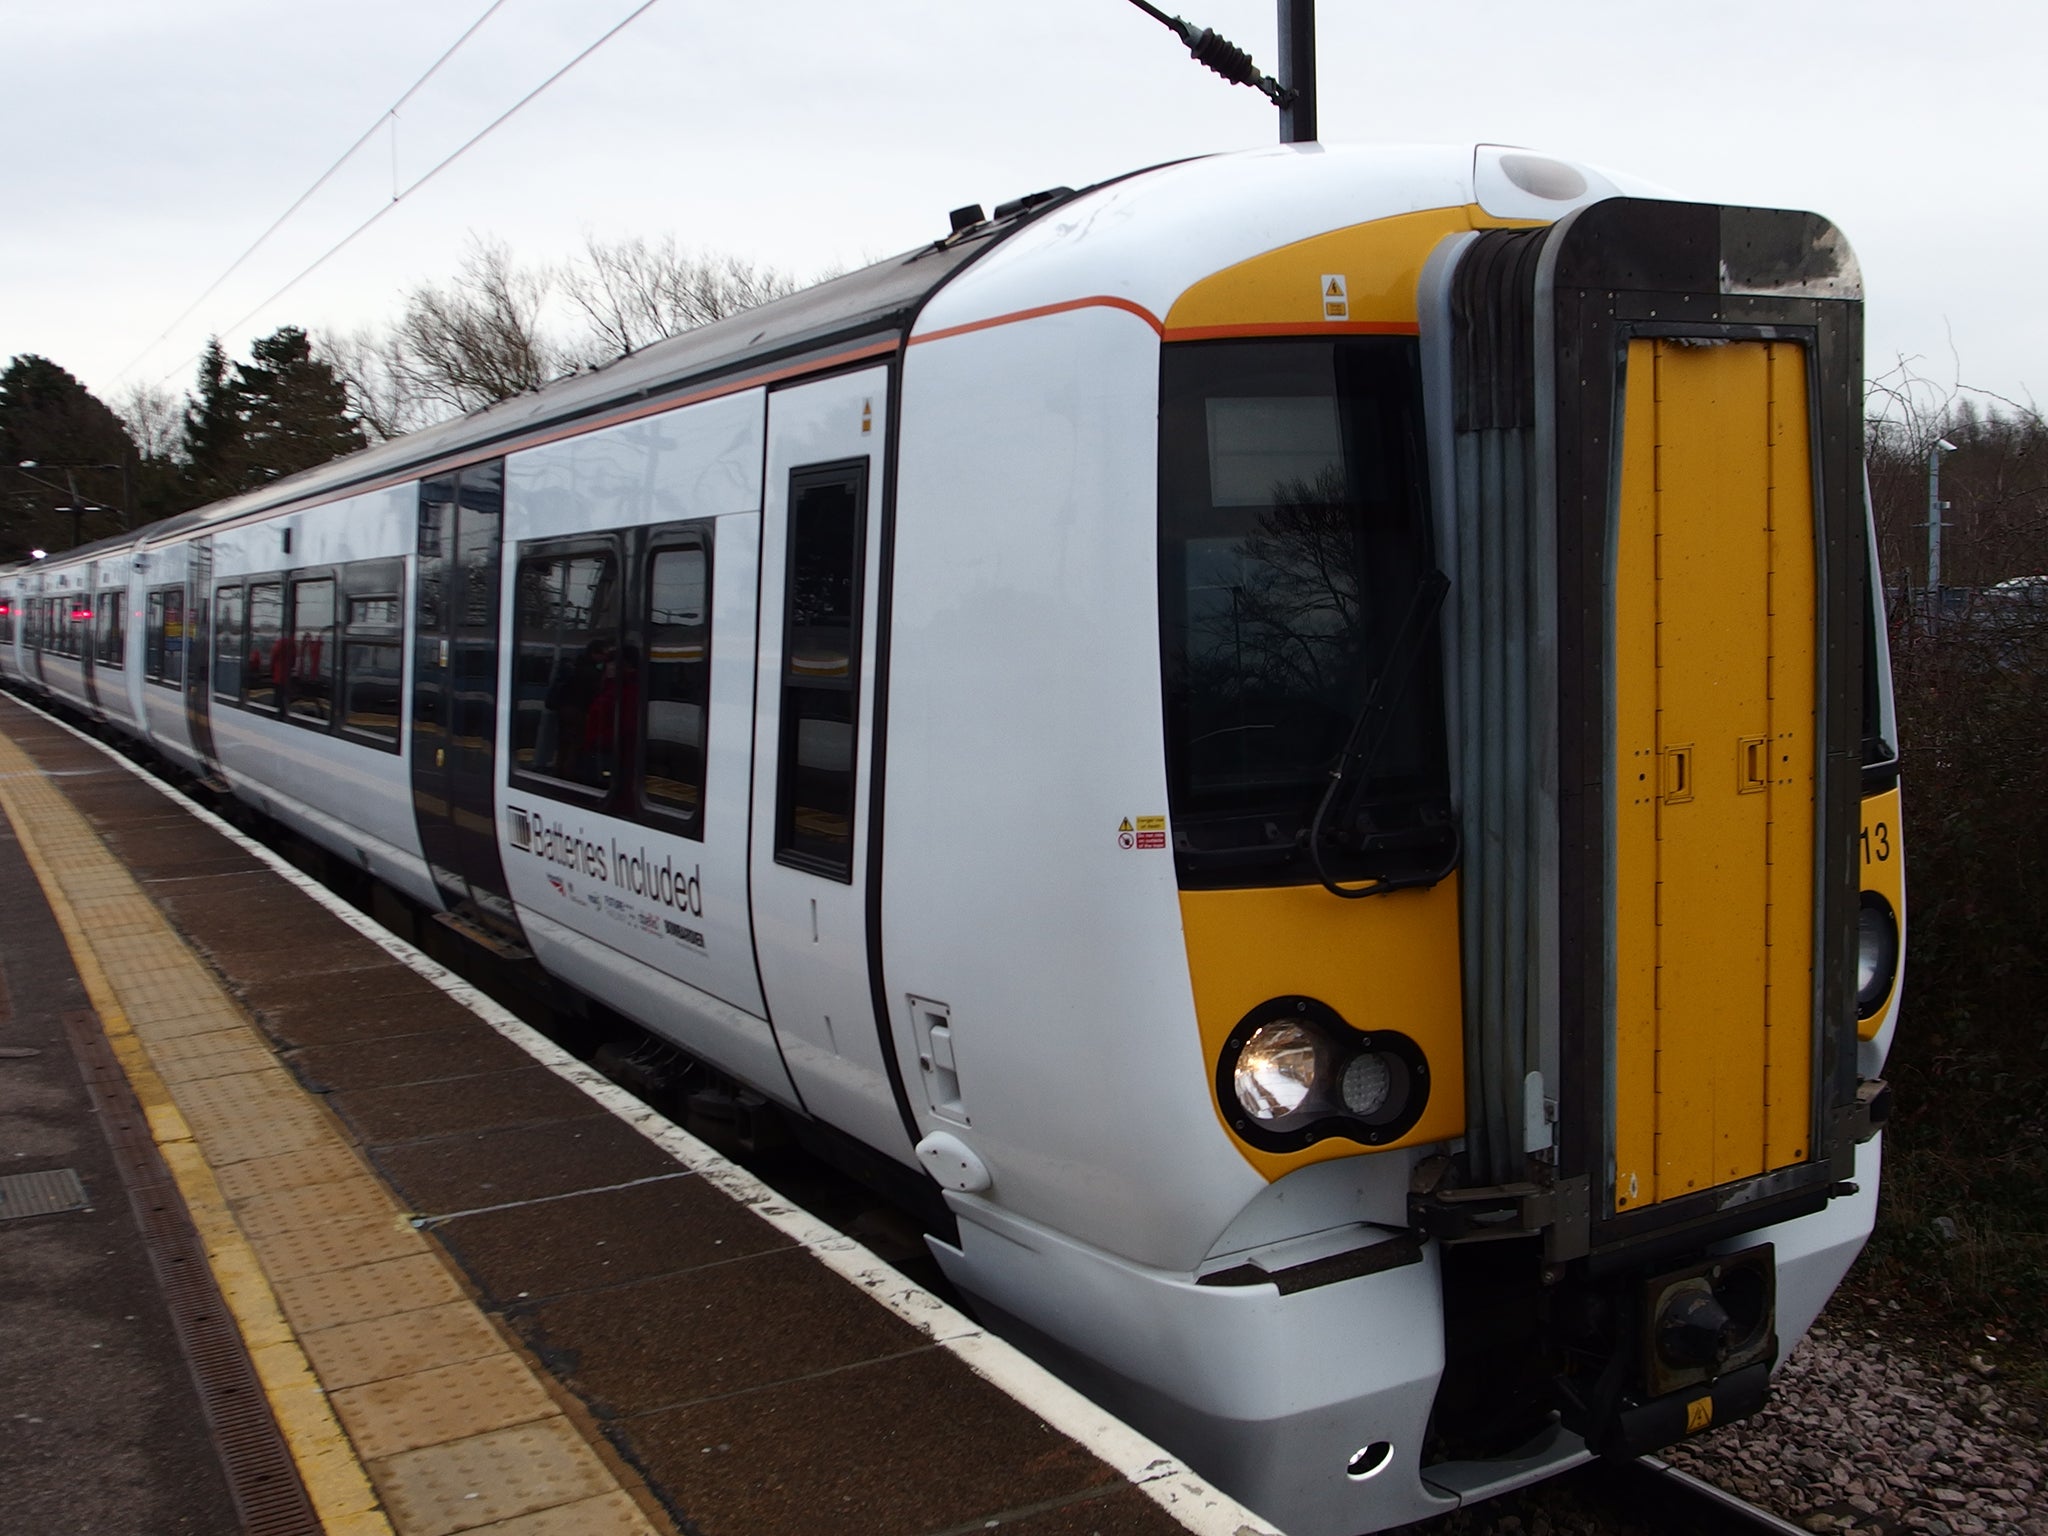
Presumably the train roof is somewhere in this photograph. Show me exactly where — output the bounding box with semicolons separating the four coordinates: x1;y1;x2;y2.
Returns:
8;142;1671;578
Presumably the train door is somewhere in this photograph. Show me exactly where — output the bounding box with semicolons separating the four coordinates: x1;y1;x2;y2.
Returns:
183;538;221;775
1610;338;1818;1211
79;560;101;714
410;459;524;944
749;367;915;1162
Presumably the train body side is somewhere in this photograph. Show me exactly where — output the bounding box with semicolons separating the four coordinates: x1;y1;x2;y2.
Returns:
0;143;1907;1536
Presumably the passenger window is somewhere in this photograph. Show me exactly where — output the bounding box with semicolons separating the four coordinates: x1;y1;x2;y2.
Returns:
212;584;244;702
244;581;284;712
341;563;404;750
512;547;620;793
775;463;866;880
161;588;186;686
97;588;126;668
287;577;337;725
642;538;711;830
145;590;164;679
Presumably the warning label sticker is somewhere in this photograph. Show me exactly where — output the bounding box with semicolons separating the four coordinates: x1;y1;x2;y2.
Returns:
1118;814;1168;851
1322;273;1349;321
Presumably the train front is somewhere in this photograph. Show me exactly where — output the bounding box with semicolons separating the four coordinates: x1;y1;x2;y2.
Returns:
898;145;1901;1535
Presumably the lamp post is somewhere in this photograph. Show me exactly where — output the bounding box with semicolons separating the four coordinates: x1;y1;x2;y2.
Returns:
1926;436;1957;627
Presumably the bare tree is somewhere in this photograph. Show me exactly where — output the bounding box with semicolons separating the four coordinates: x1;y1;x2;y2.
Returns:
395;237;570;416
112;380;184;462
561;234;803;357
316;325;434;442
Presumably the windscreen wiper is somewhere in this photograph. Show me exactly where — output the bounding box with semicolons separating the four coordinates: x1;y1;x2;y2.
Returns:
1308;569;1459;900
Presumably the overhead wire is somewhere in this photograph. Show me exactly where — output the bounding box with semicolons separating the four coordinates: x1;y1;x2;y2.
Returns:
141;0;669;391
111;0;513;387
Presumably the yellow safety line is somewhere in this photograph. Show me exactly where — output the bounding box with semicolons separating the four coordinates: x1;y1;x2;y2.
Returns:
0;728;395;1536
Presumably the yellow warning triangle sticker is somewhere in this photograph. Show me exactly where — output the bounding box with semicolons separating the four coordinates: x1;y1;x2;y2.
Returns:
1118;818;1134;833
1325;277;1344;297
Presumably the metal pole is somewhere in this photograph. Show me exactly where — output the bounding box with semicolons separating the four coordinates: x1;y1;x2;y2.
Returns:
1926;437;1954;622
1277;0;1316;143
65;466;81;551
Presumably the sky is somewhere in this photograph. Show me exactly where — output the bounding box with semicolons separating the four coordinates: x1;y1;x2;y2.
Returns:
2;0;2041;426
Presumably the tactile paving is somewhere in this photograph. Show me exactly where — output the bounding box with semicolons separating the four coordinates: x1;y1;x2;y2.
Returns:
456;1491;660;1536
247;1209;426;1283
274;1253;466;1333
329;1353;557;1460
368;1418;617;1536
299;1302;506;1390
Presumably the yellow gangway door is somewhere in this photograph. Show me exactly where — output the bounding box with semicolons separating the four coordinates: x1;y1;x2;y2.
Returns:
1612;339;1816;1212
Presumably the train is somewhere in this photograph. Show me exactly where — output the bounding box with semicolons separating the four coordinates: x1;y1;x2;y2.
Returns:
0;143;1904;1535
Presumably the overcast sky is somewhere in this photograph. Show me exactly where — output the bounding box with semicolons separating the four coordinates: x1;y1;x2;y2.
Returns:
3;0;2039;425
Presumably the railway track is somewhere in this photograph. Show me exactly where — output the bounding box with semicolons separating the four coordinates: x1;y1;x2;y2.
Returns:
1575;1455;1818;1536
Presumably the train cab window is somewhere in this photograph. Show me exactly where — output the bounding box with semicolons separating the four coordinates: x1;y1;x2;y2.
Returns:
0;599;13;645
244;581;284;712
212;584;244;701
96;588;126;669
287;577;338;725
1158;338;1447;887
641;537;711;830
512;546;621;794
774;463;866;880
341;562;404;749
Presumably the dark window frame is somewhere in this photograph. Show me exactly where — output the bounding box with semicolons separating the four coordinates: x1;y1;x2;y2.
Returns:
283;571;340;729
339;558;406;753
144;583;189;687
211;580;246;702
636;523;715;838
508;533;625;807
96;585;127;670
209;560;406;754
1157;336;1450;889
243;578;286;714
773;460;869;883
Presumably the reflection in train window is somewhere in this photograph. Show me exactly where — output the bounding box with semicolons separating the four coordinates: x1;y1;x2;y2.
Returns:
513;547;620;793
642;538;711;829
96;588;126;668
145;586;187;686
775;462;866;880
341;565;404;750
212;584;244;701
244;581;284;712
288;577;337;725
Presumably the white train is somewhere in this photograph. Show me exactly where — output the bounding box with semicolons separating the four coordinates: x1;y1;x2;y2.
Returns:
2;143;1905;1535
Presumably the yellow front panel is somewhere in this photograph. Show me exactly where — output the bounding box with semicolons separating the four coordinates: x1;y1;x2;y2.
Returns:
1611;340;1817;1212
1857;786;1905;1039
1182;882;1466;1181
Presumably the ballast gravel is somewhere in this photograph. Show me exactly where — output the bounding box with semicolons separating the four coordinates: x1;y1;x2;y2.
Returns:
1411;1302;2046;1535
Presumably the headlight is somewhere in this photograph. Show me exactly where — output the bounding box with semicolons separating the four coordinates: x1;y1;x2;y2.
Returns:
1217;997;1430;1153
1857;892;1899;1018
1233;1021;1322;1120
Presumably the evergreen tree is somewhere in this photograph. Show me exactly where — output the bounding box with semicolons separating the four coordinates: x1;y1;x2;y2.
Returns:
234;326;365;483
0;353;137;555
179;338;246;507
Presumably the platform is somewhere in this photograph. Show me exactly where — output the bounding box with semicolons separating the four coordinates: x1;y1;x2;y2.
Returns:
0;693;1274;1536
